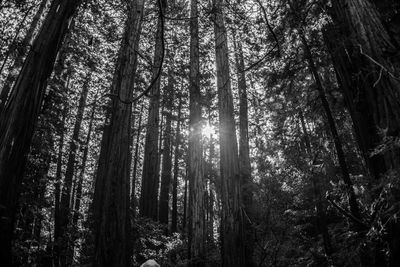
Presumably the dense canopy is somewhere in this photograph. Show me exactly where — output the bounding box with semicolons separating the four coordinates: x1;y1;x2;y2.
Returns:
0;0;400;266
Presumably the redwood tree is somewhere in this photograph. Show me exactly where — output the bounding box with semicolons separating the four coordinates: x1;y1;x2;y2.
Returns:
233;28;255;267
159;72;174;225
328;0;400;265
92;0;144;266
139;0;167;220
188;0;205;265
0;0;82;264
213;0;245;266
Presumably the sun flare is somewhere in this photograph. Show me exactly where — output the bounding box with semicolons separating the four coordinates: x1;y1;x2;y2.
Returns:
202;123;214;137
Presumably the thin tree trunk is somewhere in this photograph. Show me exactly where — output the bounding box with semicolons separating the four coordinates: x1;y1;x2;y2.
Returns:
92;0;145;266
188;0;205;265
57;71;91;266
69;96;97;263
139;0;167;220
157;104;165;219
183;166;188;231
131;103;144;218
159;74;174;225
0;1;82;265
299;111;333;257
54;104;67;266
206;113;216;246
0;0;48;111
52;54;71;267
232;28;255;267
300;32;362;224
171;96;182;233
212;0;245;266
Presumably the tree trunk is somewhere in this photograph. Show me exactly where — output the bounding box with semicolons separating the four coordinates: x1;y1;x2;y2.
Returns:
329;0;400;180
0;0;82;265
206;112;216;246
300;32;362;225
52;55;71;266
212;0;245;266
159;74;174;225
171;96;182;233
183;166;188;231
69;96;97;264
0;0;48;111
188;0;205;265
92;1;144;266
54;106;67;267
328;0;400;264
232;28;255;267
139;0;167;220
58;71;91;266
131;103;144;218
299;111;333;257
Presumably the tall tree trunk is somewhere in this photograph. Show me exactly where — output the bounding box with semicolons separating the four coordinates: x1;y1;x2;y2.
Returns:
0;0;82;265
139;0;167;220
232;28;255;267
131;103;144;218
206;112;216;246
171;96;182;233
299;111;333;257
328;0;400;265
212;0;245;266
54;105;67;267
58;71;91;266
183;166;188;231
52;56;71;266
159;75;174;225
0;0;48;111
329;0;400;180
188;0;205;265
69;97;97;264
157;104;165;219
300;32;362;224
92;0;145;266
50;43;71;266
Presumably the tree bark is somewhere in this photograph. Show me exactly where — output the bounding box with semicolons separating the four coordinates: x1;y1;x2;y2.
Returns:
58;71;91;266
0;0;82;264
232;28;255;267
328;0;400;264
52;55;71;266
69;96;97;264
329;0;400;180
131;103;144;218
159;74;174;225
171;96;182;233
212;0;245;266
188;0;205;265
139;0;167;220
92;1;144;266
183;166;188;231
54;106;67;267
300;32;362;224
299;111;333;257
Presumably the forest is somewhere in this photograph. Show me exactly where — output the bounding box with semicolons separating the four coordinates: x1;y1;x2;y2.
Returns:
0;0;399;266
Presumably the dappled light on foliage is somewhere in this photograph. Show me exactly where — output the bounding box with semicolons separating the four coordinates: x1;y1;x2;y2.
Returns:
0;0;400;266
